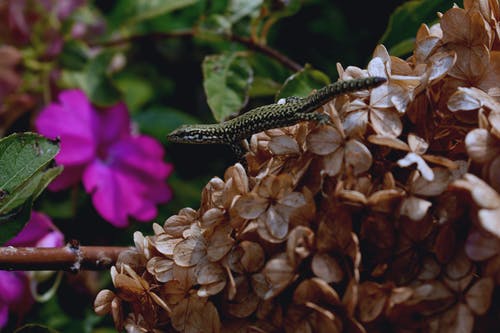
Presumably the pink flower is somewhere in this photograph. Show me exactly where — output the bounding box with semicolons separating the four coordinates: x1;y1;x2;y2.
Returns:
1;211;63;328
35;89;173;227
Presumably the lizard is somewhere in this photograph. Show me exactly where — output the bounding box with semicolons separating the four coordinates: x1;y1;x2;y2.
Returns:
167;76;386;160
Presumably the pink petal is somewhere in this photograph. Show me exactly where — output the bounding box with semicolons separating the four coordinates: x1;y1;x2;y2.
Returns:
6;212;63;247
48;164;86;191
83;160;170;227
0;304;8;328
36;231;65;248
107;136;173;180
0;271;25;303
36;90;97;165
82;161;131;227
96;102;131;147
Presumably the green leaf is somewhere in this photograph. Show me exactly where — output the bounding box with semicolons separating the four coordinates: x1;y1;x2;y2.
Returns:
114;74;154;113
0;197;33;245
33;166;63;199
0;133;59;202
249;76;281;97
0;133;61;244
134;107;200;143
109;0;198;28
0;167;59;214
59;40;90;71
227;0;263;23
379;0;457;54
275;64;331;100
202;53;253;122
60;52;122;106
389;38;419;58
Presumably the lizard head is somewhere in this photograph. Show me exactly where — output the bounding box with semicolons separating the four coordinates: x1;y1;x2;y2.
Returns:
167;124;223;144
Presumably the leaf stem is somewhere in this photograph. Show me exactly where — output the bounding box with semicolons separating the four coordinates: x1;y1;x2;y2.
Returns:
89;29;303;72
0;244;128;271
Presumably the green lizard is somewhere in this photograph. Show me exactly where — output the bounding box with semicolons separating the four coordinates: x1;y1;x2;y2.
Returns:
167;76;386;159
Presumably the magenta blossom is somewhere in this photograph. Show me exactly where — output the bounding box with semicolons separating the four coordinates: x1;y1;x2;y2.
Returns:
35;89;173;227
0;211;63;328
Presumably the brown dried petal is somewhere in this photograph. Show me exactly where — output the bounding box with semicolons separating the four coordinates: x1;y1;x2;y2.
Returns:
201;208;226;228
368;134;410;151
400;196;432;221
452;173;500;209
398;152;434;181
171;296;221;333
263;205;289;240
263;254;297;300
287;226;315;266
94;290;116;315
153;235;182;257
367;189;403;213
357;282;387;323
239;241;265;273
411;168;452;196
465;277;494;315
173;237;207;267
448;88;483;112
444;253;474;282
307;126;343;155
465;129;500;163
234;193;268;219
322;148;344;177
226;276;260;318
293;278;341;306
197;261;226;297
408;133;429;154
468;231;500;263
268;135;301;155
224;163;248;195
344;139;373;175
343;107;368;138
164;208;198;237
147;257;174;283
370;108;403;137
427;51;456;81
311;253;344;283
478;208;500;238
437;304;473;333
207;224;234;262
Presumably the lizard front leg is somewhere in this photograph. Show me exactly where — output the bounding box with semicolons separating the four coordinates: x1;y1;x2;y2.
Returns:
295;111;332;125
228;140;248;167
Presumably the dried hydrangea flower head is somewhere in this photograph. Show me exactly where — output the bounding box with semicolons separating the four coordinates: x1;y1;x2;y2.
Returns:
95;1;500;331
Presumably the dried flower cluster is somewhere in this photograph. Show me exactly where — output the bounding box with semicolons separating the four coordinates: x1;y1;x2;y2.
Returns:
95;1;500;332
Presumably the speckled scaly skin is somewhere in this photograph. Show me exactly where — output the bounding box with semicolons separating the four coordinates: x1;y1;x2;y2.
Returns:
167;76;386;158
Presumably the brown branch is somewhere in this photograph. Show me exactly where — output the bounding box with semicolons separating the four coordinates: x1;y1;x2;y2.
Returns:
227;34;303;72
0;245;129;271
90;29;303;72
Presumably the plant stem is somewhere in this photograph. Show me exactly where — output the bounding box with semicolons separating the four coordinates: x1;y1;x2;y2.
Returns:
0;245;128;271
90;29;303;72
